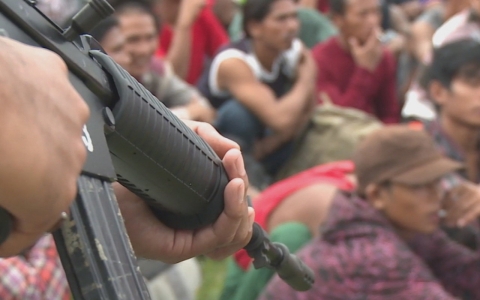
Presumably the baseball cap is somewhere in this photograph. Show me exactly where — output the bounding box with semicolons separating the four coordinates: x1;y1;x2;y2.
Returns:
353;125;463;193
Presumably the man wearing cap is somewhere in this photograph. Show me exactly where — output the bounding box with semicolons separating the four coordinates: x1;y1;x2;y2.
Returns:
260;125;480;300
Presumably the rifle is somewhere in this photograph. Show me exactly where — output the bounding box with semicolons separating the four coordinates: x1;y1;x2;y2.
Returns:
0;1;315;298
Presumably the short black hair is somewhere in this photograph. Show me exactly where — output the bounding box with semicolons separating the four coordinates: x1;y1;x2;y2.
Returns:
114;1;161;31
242;0;283;38
329;0;347;15
423;39;480;89
90;16;119;44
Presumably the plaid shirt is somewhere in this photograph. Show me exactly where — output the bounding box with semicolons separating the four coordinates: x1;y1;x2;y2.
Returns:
0;235;70;300
259;192;480;300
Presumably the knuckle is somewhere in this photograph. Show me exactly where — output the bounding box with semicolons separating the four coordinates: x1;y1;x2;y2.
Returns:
77;97;90;123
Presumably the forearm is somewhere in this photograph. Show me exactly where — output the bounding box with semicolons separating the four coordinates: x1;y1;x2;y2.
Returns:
186;98;216;124
255;100;312;160
274;79;313;130
165;26;192;80
410;23;435;63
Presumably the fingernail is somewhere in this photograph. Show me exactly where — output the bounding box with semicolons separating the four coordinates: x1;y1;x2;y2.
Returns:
457;219;465;228
235;154;246;177
238;182;245;204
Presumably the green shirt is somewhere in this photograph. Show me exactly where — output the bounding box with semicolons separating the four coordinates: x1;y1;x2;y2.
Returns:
229;8;337;48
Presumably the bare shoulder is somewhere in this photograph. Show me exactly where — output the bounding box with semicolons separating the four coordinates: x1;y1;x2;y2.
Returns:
217;57;258;90
217;57;255;81
267;183;339;235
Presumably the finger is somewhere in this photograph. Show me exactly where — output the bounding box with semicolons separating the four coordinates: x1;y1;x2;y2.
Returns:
223;149;249;193
366;27;381;49
458;204;480;227
220;206;253;250
184;120;240;158
191;178;247;254
445;198;478;226
206;207;254;260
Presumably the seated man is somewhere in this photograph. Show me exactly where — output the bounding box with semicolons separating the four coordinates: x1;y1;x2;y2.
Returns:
312;0;400;124
419;39;480;249
422;39;480;185
114;3;216;124
197;0;317;176
260;125;480;299
402;0;470;120
402;0;474;121
226;0;338;48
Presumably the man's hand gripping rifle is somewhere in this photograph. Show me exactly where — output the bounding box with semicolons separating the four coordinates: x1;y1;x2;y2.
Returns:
0;1;315;299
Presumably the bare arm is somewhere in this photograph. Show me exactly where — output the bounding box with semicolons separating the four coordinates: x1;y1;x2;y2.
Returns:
410;20;436;64
165;0;206;79
166;26;192;80
217;54;315;136
171;96;216;124
253;92;315;160
390;4;411;36
267;184;338;237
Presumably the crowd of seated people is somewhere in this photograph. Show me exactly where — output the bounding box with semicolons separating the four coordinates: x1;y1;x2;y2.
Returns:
3;0;480;299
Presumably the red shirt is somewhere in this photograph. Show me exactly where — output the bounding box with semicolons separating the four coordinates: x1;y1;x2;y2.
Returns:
312;37;400;124
156;8;228;85
317;0;330;13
